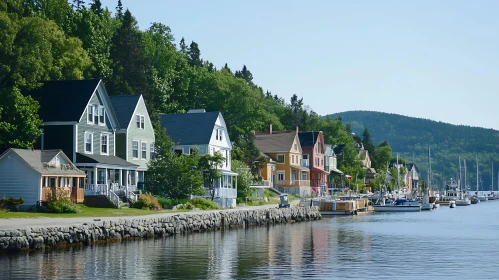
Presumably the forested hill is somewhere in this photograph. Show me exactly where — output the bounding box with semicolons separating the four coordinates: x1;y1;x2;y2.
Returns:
328;111;499;191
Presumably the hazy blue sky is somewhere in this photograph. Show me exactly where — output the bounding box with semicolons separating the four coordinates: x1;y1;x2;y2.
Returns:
101;0;499;130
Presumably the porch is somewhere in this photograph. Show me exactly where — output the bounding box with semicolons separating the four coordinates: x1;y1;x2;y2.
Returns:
40;175;86;204
195;170;238;208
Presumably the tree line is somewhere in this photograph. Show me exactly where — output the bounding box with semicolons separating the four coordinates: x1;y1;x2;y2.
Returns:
0;0;395;198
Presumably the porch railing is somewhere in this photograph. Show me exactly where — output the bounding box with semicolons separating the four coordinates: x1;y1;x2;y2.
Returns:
214;188;237;198
84;184;109;196
277;180;311;187
249;180;271;188
107;189;120;209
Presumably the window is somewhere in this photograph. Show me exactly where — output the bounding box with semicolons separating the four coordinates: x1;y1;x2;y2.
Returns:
277;171;285;181
135;115;145;129
225;150;228;167
277;154;285;164
101;134;109;155
316;144;319;153
93;105;99;124
294;143;297;151
136;115;140;128
216;129;219;140
85;132;93;154
99;106;105;125
292;155;295;164
140;116;145;129
220;129;223;141
132;140;139;159
150;143;155;159
301;172;307;180
141;141;147;159
87;105;93;123
189;148;196;155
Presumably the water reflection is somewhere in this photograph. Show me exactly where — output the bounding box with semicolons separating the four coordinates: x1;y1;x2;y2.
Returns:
3;203;499;279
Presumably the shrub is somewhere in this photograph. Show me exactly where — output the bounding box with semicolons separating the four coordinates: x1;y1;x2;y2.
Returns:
134;193;162;210
47;200;80;213
187;198;220;210
157;197;188;208
0;197;25;211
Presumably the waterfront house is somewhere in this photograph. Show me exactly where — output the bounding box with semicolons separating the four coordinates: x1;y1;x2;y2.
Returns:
0;148;86;210
406;163;419;192
159;109;238;208
324;144;343;192
28;79;139;207
254;125;311;197
298;131;329;196
109;94;155;185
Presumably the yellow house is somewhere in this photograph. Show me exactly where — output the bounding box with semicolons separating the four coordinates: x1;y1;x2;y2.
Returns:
255;126;311;196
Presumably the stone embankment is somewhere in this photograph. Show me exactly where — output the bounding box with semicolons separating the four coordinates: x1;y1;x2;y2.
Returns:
0;206;321;252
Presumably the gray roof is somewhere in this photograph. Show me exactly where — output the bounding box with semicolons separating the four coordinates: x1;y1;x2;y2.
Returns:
109;95;141;129
255;131;296;153
159;112;220;145
5;149;85;176
76;153;138;167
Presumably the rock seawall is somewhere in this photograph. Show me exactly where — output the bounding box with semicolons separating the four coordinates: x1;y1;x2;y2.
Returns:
0;206;321;252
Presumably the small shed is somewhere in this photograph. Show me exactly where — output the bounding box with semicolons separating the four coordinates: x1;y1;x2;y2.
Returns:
0;149;86;210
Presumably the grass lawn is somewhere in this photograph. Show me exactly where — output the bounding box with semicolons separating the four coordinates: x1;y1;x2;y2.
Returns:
0;205;187;219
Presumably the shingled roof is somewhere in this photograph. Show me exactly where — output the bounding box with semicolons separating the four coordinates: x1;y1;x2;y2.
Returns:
76;153;138;167
27;79;101;122
254;131;296;153
298;132;320;147
109;95;141;129
2;149;85;176
160;111;221;145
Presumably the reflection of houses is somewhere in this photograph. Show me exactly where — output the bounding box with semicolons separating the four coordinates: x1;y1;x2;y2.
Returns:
406;163;419;192
160;109;237;208
324;144;343;191
109;94;155;186
254;125;311;197
298;131;329;196
0;149;86;210
28;79;139;207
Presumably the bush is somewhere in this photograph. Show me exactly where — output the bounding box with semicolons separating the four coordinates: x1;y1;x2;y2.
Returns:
187;198;220;210
157;197;188;208
134;193;162;210
0;197;25;211
47;200;80;213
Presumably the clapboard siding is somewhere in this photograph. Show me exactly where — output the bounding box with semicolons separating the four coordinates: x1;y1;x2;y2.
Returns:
77;89;115;156
126;96;155;171
0;152;40;209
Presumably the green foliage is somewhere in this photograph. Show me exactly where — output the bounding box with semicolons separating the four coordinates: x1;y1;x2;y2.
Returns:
134;193;161;210
198;151;225;201
47;200;80;214
157;197;188;207
231;159;253;199
0;197;24;211
187;198;220;210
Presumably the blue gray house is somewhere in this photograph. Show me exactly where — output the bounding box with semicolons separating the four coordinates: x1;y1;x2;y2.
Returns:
28;79;138;206
160;109;238;208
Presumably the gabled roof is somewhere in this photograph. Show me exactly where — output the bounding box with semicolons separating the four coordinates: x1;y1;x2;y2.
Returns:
109;94;141;129
159;111;220;145
298;132;320;147
27;79;101;122
406;163;419;173
0;148;85;176
255;131;296;153
76;153;138;167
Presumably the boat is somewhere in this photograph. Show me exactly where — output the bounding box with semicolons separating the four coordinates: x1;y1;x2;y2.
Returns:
450;201;456;208
489;162;495;200
372;154;421;212
471;197;480;204
455;156;471;206
421;147;433;210
475;156;488;201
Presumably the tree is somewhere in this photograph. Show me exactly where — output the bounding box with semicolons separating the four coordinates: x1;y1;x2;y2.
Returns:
362;127;375;159
90;0;103;15
234;65;253;85
231;159;253;200
146;124;204;199
198;152;225;201
115;0;123;19
188;41;202;67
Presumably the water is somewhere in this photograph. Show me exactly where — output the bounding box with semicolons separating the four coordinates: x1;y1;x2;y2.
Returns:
3;202;499;279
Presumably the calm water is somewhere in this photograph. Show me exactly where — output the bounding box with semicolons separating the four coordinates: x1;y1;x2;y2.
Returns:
3;202;499;279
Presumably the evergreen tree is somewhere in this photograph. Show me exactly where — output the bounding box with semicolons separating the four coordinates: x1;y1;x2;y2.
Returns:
179;37;188;54
90;0;103;15
188;41;202;67
115;0;123;18
235;65;253;85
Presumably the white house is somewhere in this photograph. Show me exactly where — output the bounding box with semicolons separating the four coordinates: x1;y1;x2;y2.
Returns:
160;109;238;208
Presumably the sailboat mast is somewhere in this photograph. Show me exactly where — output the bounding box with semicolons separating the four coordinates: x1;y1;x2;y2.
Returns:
476;156;479;194
428;147;431;194
459;156;462;199
492;162;494;194
464;159;467;194
396;153;400;197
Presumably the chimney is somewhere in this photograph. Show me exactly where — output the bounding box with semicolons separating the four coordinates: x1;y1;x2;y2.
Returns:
187;109;206;113
40;128;44;151
296;126;299;133
267;124;273;134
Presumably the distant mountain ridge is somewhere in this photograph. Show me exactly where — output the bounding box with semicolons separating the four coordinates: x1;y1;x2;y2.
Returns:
327;110;499;191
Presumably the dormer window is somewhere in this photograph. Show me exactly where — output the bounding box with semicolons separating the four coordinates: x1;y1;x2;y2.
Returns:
88;105;105;126
87;105;93;123
99;106;105;125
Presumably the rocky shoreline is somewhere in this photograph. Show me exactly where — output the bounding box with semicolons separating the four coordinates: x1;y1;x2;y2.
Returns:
0;206;321;252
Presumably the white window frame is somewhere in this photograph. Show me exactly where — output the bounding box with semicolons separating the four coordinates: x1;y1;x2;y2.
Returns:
294;143;297;151
220;129;223;141
292;155;295;164
277;154;285;164
277;171;285;181
141;141;147;160
98;106;105;126
132;140;139;159
140;115;145;129
87;105;93;124
150;143;155;160
136;115;141;128
216;129;219;140
84;132;93;154
100;133;109;155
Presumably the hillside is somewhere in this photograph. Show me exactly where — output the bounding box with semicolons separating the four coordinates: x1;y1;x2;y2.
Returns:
328;111;499;191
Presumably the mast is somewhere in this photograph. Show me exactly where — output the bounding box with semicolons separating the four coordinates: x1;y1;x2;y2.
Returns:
459;156;462;199
428;147;431;195
492;161;494;194
464;159;467;195
476;156;479;194
396;153;400;198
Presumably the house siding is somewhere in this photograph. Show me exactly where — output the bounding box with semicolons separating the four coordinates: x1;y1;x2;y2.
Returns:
115;133;126;160
0;152;41;209
77;90;115;156
126;97;155;171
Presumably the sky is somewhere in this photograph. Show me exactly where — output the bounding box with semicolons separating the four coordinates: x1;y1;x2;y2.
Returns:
101;0;499;130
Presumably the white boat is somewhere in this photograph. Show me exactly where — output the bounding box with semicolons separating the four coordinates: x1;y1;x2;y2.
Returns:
433;203;440;209
450;201;456;208
421;203;433;210
421;147;434;211
455;157;471;206
455;198;471;206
